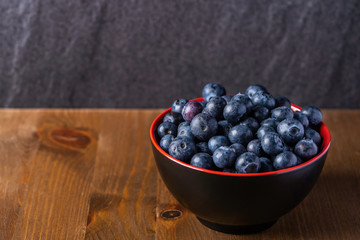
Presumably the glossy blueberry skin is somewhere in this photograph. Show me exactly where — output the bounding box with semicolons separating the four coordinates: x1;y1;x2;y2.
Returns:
163;112;184;125
190;153;215;170
168;137;196;162
294;139;318;160
277;118;304;145
275;96;291;108
228;124;253;145
251;91;276;109
260;117;280;129
177;124;194;140
261;132;285;156
157;122;177;138
239;117;259;134
231;93;254;112
159;134;174;153
202;83;226;102
271;106;294;121
229;143;246;157
203;96;227;120
182;101;203;122
178;121;190;132
217;120;232;137
235;152;261;173
251;106;270;122
259;157;274;172
273;151;298;170
301;106;323;125
213;146;237;168
196;142;212;154
190;113;218;141
304;128;322;146
247;139;265;157
223;101;247;124
208;135;230;153
294;112;310;128
256;125;275;139
172;98;188;113
245;84;268;98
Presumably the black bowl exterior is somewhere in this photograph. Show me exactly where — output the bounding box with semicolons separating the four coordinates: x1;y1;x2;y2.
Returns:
152;142;327;226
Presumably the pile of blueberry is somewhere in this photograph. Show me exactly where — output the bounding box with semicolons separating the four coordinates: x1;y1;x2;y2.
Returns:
157;83;323;173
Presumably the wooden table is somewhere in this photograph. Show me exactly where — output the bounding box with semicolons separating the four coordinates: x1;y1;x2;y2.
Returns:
0;109;359;239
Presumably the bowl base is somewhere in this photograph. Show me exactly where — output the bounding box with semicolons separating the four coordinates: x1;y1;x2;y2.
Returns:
196;217;277;234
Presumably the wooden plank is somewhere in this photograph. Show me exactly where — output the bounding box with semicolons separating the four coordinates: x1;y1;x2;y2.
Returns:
10;110;99;240
0;110;42;240
84;110;160;240
154;110;360;239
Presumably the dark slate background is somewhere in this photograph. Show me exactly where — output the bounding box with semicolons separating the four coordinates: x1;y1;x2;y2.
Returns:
0;0;359;108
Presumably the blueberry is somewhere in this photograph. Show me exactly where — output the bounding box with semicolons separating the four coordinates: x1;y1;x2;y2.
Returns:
222;95;233;104
229;143;246;157
277;118;304;145
177;124;194;140
223;101;247;124
202;83;226;102
196;142;212;154
157;122;177;138
182;101;203;122
235;152;261;173
172;98;188;113
252;106;270;122
228;124;253;145
294;112;310;128
301;106;323;125
213;146;237;168
239;117;259;134
208;135;230;153
271;106;294;121
202;96;227;120
260;118;280;129
168;137;196;162
251;91;276;109
159;134;174;153
178;121;190;132
259;157;274;172
245;84;268;98
273;151;298;170
231;93;254;112
261;132;285;156
256;125;275;139
190;113;218;141
217;120;232;137
275;96;291;108
294;139;318;160
247;139;265;156
304;128;322;146
163;112;184;125
190;153;215;170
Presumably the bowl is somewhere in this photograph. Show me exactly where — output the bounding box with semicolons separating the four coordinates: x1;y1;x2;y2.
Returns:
150;98;331;234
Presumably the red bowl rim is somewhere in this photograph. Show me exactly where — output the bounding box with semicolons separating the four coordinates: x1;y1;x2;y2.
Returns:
150;98;331;177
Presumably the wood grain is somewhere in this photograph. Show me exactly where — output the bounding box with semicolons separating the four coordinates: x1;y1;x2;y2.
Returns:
0;109;358;240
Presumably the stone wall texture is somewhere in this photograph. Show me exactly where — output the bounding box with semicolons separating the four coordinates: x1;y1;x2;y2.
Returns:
0;0;359;108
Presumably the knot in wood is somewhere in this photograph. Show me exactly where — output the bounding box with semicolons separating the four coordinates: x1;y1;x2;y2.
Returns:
160;209;183;220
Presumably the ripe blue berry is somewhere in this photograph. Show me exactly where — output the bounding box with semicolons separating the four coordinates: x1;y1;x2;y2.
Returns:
223;101;247;124
294;139;318;160
277;118;304;145
169;137;196;162
228;124;253;145
213;146;237;168
273;151;298;170
190;153;215;170
182;101;203;122
190;113;218;141
261;132;285;156
157;122;177;138
202;83;226;102
235;152;261;173
208;135;230;153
